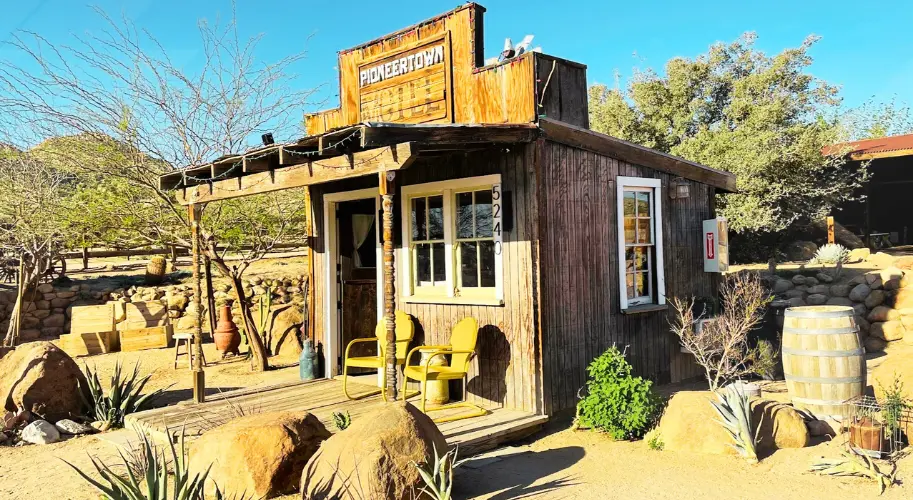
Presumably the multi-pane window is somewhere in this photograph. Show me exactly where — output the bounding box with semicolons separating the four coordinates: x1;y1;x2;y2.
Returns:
411;195;446;289
402;175;503;303
616;177;666;310
622;189;654;304
455;190;496;290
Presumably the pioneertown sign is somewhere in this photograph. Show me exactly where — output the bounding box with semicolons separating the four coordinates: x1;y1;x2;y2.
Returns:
359;44;445;87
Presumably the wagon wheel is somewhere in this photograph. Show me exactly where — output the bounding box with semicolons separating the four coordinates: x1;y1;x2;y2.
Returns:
41;256;67;282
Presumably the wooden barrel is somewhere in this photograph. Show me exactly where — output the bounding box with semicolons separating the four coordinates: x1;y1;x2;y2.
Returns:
782;305;865;420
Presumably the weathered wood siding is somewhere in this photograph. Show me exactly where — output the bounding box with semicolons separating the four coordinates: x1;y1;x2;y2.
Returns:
536;140;713;414
309;148;542;414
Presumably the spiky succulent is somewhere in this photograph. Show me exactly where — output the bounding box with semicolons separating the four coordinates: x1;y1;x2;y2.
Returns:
710;385;760;463
811;447;896;495
413;445;466;500
332;410;351;431
808;243;850;265
80;362;170;428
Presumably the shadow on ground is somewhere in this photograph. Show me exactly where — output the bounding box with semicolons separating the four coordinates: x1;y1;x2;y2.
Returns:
151;386;242;408
454;445;584;499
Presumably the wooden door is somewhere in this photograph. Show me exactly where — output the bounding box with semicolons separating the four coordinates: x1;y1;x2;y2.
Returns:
341;279;378;374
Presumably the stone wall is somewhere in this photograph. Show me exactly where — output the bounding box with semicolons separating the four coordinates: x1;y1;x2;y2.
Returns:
0;274;307;342
769;263;913;352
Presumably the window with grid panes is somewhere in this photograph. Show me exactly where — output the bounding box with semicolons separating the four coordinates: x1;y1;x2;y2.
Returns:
616;176;666;310
455;189;496;293
410;195;446;291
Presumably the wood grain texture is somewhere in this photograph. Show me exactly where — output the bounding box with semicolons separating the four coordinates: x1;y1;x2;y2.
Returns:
536;140;716;412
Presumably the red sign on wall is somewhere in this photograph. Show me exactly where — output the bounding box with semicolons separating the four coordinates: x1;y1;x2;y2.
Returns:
706;233;715;260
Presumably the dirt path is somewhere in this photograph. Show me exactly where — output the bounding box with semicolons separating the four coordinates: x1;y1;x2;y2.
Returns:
457;423;911;499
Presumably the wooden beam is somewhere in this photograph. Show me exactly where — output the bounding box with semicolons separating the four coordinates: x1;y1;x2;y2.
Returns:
538;117;738;193
850;148;913;161
176;142;418;205
360;123;538;149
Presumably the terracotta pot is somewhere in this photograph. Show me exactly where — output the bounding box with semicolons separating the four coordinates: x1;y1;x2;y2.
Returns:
850;417;886;456
213;304;241;354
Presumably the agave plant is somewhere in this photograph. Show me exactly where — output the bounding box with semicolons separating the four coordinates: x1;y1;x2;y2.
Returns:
331;410;351;431
413;445;466;500
808;243;850;265
810;447;896;495
64;426;246;500
709;385;760;464
80;362;170;428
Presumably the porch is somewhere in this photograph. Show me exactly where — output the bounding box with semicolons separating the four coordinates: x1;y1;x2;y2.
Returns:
125;377;547;456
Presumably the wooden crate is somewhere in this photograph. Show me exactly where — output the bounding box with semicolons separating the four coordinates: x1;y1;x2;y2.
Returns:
120;325;173;352
70;303;116;335
119;302;169;330
59;331;119;357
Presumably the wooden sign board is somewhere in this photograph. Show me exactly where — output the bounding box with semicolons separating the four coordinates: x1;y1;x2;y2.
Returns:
357;34;452;125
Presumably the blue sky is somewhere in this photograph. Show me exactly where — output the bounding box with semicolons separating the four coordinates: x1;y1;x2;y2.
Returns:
3;0;912;115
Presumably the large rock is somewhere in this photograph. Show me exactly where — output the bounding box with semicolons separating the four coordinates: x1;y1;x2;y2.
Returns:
807;294;828;306
865;336;887;352
804;277;819;287
865;289;886;309
791;275;807;286
652;391;808;458
807;285;830;295
20;419;60;444
190;411;330;498
849;284;871;303
868;306;900;323
892;289;913;310
866;252;896;268
787;297;806;308
268;306;304;357
301;402;449;500
826;297;854;307
870;321;905;341
848;247;871;262
55;418;95;435
786;241;817;262
0;342;88;421
772;280;794;293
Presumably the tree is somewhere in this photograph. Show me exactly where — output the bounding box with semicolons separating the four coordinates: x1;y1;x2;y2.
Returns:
0;6;319;370
589;34;866;258
669;272;771;392
0;152;78;346
840;97;913;141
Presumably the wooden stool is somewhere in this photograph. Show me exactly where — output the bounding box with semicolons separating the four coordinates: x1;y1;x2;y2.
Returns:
173;333;207;369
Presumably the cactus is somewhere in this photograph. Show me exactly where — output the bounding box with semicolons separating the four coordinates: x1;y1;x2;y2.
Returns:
709;385;760;463
808;243;849;265
332;410;351;431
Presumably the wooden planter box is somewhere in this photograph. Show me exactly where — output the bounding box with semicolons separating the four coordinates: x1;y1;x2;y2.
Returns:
59;331;119;357
119;325;173;352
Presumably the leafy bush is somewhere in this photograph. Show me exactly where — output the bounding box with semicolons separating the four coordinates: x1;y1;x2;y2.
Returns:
808;243;849;265
80;362;169;428
575;346;662;440
753;340;779;381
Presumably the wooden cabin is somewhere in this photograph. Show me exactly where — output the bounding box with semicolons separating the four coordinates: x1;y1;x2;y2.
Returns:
160;3;737;417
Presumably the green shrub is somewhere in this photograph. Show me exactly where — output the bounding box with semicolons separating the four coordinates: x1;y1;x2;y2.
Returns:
575;346;662;440
647;431;664;451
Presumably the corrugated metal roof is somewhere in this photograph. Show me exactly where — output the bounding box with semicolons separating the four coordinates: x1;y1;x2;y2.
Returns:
823;133;913;160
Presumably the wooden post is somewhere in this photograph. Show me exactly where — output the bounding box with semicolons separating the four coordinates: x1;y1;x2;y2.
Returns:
81;247;89;270
826;216;835;245
188;204;206;403
204;255;217;337
379;172;397;400
304;187;316;344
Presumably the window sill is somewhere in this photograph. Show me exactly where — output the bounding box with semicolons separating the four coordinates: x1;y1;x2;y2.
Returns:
621;303;668;315
401;295;504;307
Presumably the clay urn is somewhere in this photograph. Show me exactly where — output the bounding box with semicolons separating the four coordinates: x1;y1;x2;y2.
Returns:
213;304;241;355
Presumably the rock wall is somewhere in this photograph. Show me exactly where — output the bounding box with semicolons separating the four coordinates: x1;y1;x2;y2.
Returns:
769;262;913;352
0;274;307;342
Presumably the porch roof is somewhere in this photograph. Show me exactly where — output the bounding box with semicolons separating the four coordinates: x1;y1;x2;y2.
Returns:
158;119;736;205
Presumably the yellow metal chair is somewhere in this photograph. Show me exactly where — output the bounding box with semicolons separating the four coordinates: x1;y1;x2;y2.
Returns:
402;317;487;423
342;310;414;401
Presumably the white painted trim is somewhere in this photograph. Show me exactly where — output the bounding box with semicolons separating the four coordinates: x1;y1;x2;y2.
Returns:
616;176;665;310
323;188;382;379
399;174;503;301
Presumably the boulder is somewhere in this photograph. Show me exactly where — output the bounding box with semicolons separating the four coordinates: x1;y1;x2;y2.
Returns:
865;290;886;309
868;306;899;323
0;342;88;421
807;294;828;306
804;277;819;287
301;402;448;500
864;336;887;352
785;290;806;299
806;420;836;437
904;331;913;345
772;280;794;293
807;285;830;295
36;283;54;294
795;285;809;293
855;315;870;334
785;241;817;262
50;298;70;309
865;271;884;290
892;289;913;310
190;411;329;498
826;297;854;307
901;315;913;331
848;247;871;262
849;274;867;286
787;297;806;308
20;419;60;444
866;252;896;268
43;313;66;328
167;293;189;311
791;275;807;286
268;306;304;358
19;329;41;341
55;418;95;435
652;392;807;458
848;284;871;303
853;303;868;317
870;321;905;342
55;291;77;299
816;272;834;284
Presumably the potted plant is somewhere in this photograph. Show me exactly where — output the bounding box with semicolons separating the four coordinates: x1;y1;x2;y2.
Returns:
850;409;887;458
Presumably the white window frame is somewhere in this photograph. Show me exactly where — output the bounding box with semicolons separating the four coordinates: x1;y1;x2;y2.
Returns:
616;176;666;310
401;174;504;305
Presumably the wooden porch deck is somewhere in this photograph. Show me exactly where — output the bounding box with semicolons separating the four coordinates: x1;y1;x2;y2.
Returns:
126;378;547;456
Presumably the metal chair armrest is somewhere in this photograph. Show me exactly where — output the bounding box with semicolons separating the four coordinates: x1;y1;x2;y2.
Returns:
405;345;452;368
344;337;380;360
424;350;476;375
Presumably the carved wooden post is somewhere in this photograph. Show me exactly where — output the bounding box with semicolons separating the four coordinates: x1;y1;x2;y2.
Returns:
379;171;397;400
188;204;206;403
